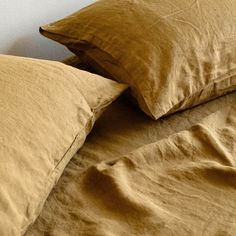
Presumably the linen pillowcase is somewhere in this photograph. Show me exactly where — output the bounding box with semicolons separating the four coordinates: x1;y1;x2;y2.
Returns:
40;0;236;119
0;54;126;235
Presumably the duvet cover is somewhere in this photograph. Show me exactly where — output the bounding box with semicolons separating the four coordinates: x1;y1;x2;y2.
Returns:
26;73;236;235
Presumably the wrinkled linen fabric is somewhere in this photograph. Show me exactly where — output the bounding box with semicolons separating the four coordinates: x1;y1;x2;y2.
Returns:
40;0;236;119
0;55;126;235
26;91;236;236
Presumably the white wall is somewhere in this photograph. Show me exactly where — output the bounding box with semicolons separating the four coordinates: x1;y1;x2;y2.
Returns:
0;0;95;60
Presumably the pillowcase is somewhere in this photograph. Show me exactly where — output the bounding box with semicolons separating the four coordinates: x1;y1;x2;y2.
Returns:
40;0;236;119
0;54;126;235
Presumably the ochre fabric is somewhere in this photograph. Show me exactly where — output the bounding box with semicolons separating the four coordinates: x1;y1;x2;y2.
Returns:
26;91;236;236
0;55;126;235
40;0;236;119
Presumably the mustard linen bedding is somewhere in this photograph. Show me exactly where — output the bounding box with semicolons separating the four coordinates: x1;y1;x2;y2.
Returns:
26;91;236;236
40;0;236;119
0;55;126;235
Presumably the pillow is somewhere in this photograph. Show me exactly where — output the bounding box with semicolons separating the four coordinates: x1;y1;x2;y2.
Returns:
0;54;126;235
40;0;236;119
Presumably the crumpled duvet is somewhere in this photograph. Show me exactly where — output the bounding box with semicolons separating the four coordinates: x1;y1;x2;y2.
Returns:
81;105;236;235
26;92;236;236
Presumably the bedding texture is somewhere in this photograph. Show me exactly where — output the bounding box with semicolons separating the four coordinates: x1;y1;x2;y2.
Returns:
27;90;236;235
0;54;126;235
40;0;236;119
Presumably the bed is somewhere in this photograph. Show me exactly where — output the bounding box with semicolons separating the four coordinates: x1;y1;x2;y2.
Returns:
23;57;236;236
1;1;236;235
20;55;236;236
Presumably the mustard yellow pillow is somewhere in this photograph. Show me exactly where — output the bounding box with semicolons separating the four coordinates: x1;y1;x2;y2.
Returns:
40;0;236;119
0;54;126;235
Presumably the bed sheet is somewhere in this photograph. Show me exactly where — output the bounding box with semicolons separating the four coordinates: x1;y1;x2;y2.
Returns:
25;89;236;235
